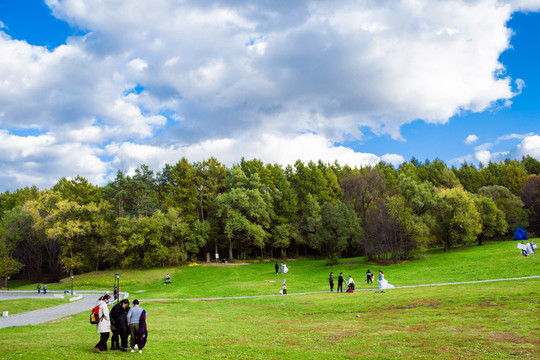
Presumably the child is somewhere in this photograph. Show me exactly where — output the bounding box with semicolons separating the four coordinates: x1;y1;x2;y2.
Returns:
282;279;287;295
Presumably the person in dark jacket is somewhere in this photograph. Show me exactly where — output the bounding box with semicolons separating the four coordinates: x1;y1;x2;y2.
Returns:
275;262;279;275
117;300;130;351
337;273;344;292
329;272;334;292
109;299;123;350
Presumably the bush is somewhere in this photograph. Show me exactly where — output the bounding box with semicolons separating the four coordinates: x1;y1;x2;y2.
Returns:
325;253;340;266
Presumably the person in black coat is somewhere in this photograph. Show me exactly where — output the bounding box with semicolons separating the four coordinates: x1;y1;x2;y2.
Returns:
110;299;130;351
275;262;279;275
337;273;344;292
329;272;334;292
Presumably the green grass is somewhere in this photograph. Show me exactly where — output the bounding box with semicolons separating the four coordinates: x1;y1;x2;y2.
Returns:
0;280;538;359
10;240;537;299
1;241;538;359
0;298;69;315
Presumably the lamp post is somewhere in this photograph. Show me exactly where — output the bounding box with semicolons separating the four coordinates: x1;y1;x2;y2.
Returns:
70;272;74;295
6;276;10;291
114;273;120;304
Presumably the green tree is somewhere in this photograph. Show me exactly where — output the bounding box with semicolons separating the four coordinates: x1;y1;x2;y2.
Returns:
52;176;101;205
433;187;482;251
478;185;528;234
473;195;508;245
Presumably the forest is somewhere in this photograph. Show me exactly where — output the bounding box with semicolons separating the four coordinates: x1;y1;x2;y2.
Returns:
1;155;540;284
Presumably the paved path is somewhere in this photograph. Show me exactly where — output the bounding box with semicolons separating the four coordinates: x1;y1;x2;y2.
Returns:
0;276;537;328
0;295;96;329
143;275;540;302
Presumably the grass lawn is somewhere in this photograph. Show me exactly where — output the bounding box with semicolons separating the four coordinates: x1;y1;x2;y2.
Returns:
0;298;69;316
0;241;538;359
0;280;538;359
9;240;538;299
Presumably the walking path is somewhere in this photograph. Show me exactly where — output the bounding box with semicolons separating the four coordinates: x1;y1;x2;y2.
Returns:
0;276;538;328
143;275;540;302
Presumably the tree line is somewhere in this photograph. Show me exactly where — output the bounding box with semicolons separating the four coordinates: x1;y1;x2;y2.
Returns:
1;156;540;285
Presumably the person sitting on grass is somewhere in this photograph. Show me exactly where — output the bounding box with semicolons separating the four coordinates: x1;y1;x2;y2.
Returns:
164;274;172;285
348;275;355;291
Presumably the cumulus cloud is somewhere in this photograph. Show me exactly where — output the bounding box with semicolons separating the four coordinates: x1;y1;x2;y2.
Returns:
465;134;479;145
514;135;540;159
0;0;538;189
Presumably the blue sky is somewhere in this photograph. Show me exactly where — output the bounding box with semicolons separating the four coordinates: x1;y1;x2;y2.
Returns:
0;0;539;191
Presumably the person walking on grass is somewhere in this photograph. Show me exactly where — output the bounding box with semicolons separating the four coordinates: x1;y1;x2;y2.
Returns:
43;284;47;294
337;273;344;292
275;262;279;275
94;294;111;353
127;299;146;353
37;284;41;294
329;272;334;292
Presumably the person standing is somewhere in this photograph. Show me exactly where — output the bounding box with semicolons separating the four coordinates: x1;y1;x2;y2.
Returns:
94;294;111;353
280;262;284;274
127;299;146;353
43;284;47;294
116;299;130;351
109;298;126;350
378;270;383;291
281;279;287;295
531;240;536;254
379;271;394;291
366;269;373;284
275;262;279;275
337;273;344;292
329;272;334;292
37;284;41;294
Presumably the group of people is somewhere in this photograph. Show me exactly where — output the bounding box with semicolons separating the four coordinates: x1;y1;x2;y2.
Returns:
519;240;536;256
93;295;148;354
36;284;47;294
329;270;394;293
275;262;289;274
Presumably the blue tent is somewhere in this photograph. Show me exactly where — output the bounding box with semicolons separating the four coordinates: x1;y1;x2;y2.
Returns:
513;227;528;241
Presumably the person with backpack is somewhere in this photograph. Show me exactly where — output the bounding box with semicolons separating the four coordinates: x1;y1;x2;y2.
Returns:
94;294;112;353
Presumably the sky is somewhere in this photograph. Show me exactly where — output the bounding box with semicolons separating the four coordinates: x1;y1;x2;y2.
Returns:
0;0;539;191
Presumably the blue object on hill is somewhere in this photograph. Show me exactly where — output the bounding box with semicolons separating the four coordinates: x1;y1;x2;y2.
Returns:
513;227;528;241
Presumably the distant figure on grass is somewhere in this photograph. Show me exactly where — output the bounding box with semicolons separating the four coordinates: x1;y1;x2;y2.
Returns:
526;241;534;255
164;274;172;285
43;284;47;294
281;279;287;295
329;272;334;292
377;271;394;293
280;262;284;274
275;262;279;275
531;240;537;254
127;299;147;353
110;299;130;351
366;269;373;284
337;273;344;292
113;286;120;301
283;263;289;274
94;294;111;353
520;241;529;256
347;276;355;292
37;284;41;294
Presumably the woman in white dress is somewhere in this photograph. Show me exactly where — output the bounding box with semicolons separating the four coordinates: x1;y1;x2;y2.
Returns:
379;271;394;290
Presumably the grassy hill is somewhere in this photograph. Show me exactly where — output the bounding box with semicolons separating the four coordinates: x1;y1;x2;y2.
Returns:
1;241;538;359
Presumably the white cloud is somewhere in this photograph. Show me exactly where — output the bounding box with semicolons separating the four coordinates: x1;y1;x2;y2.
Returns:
0;0;539;189
515;135;540;159
465;134;479;145
498;132;533;141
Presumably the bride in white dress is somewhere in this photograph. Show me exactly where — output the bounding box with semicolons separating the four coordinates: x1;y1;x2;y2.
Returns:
379;271;394;290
